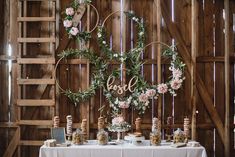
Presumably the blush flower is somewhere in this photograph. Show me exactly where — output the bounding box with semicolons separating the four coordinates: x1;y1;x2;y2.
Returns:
170;79;182;90
112;116;124;125
172;68;182;79
138;93;149;102
66;7;75;16
157;83;168;94
118;101;130;109
146;89;156;97
69;27;79;36
63;20;72;28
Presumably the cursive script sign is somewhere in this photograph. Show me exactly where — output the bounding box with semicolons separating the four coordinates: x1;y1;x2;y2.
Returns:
106;76;138;95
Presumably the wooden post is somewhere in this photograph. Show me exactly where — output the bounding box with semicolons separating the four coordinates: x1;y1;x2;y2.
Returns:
156;0;162;131
86;3;90;140
224;0;230;156
191;0;198;140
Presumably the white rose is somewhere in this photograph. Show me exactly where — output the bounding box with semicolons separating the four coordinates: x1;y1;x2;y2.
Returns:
63;20;72;28
66;7;75;16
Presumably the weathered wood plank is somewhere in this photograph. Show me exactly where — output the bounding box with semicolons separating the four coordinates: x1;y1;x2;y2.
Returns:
224;0;230;157
17;38;55;43
17;79;55;85
18;58;55;64
160;0;225;145
17;99;55;106
17;17;55;22
191;0;198;140
19;140;43;146
3;128;20;157
18;120;52;126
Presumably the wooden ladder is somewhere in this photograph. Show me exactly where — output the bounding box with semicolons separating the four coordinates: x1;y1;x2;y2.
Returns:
17;0;59;156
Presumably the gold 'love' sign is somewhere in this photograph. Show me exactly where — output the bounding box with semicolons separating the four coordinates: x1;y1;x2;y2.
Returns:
106;76;138;95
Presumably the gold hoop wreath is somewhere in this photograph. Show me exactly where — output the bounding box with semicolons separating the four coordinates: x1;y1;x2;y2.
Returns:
97;10;145;62
103;40;186;114
55;0;105;106
57;1;186;114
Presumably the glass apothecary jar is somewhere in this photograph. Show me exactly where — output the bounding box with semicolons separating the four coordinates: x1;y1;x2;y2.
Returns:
72;128;84;145
97;129;108;145
150;130;161;146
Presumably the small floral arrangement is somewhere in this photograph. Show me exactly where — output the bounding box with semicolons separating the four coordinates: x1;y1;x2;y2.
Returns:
108;116;131;132
63;0;92;41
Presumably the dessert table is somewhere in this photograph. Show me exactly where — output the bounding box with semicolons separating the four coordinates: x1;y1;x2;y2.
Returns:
39;140;207;157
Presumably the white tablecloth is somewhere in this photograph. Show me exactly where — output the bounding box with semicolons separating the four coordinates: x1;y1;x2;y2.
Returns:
39;140;207;157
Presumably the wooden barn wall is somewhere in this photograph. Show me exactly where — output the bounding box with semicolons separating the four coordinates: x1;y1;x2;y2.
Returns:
0;0;234;157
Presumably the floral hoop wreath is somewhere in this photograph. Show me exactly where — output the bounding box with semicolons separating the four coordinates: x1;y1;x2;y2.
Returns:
54;49;107;106
102;41;185;115
97;11;145;62
63;0;99;42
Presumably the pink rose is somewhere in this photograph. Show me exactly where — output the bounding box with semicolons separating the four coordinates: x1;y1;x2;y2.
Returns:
112;116;124;125
63;20;72;28
119;101;130;109
146;89;156;97
66;7;75;16
138;93;149;102
170;79;182;90
157;83;168;94
172;68;182;79
69;27;79;36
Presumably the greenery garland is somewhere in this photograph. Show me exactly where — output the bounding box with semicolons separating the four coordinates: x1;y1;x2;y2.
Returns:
97;11;145;62
60;4;186;115
97;11;185;114
57;49;107;106
63;0;93;42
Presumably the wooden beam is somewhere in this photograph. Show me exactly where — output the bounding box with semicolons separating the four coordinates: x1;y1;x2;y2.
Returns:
19;140;43;146
18;120;52;126
224;0;230;156
0;55;17;61
0;122;19;128
17;38;55;43
17;99;55;106
156;0;162;130
19;0;56;1
3;128;20;157
18;58;55;64
159;0;225;144
17;17;55;22
17;79;55;85
191;0;198;140
196;56;224;62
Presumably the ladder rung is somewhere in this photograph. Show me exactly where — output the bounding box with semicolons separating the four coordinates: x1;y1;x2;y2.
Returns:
18;38;55;43
19;120;52;126
17;79;55;85
18;17;56;22
19;140;44;146
19;0;56;1
17;99;55;106
18;58;55;64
